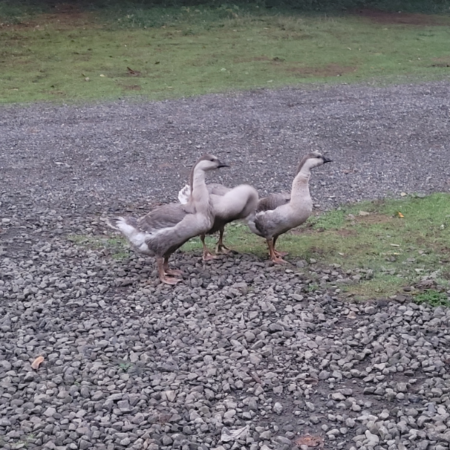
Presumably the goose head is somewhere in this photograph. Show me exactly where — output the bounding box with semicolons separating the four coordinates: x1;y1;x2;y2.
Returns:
296;151;332;173
195;154;229;172
189;154;229;194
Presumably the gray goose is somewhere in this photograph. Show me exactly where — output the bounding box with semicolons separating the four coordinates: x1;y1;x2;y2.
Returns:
107;155;229;285
248;152;332;263
178;182;259;260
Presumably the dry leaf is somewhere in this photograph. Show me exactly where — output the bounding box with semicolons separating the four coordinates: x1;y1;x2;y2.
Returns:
127;66;141;76
400;192;407;196
294;434;324;448
390;243;400;247
397;211;404;218
359;210;370;216
31;356;45;370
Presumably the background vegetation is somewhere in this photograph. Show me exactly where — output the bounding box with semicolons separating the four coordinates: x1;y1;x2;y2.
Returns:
1;0;450;103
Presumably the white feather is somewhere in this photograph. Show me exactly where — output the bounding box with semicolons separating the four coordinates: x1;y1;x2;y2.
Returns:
178;185;191;205
115;218;147;248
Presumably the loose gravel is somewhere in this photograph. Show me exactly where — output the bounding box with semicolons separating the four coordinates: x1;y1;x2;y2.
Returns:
1;81;450;450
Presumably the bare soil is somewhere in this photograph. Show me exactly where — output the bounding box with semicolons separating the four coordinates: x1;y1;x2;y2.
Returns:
353;8;450;26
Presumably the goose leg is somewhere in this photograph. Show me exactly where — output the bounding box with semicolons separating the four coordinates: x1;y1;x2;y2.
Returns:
215;227;231;254
272;235;288;257
267;238;287;264
157;257;182;285
163;257;184;277
201;234;216;261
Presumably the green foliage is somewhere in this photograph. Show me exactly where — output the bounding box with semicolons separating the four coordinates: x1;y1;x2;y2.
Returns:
68;234;130;260
0;1;48;24
184;193;450;300
414;289;450;307
118;361;133;371
1;1;450;103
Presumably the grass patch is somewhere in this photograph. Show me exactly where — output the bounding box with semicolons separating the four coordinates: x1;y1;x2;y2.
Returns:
183;193;450;301
414;289;450;307
1;2;450;103
67;194;450;303
67;234;129;260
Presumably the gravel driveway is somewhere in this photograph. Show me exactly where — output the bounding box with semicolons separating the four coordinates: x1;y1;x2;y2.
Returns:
1;81;450;450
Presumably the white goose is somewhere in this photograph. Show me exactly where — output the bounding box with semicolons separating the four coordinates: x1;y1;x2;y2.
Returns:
107;155;229;284
248;152;332;263
178;182;259;260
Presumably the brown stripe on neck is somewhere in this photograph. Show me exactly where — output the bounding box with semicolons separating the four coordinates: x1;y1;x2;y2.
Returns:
295;152;321;175
295;154;310;175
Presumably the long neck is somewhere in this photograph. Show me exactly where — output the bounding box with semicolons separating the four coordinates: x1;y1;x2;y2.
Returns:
190;167;210;212
290;165;311;205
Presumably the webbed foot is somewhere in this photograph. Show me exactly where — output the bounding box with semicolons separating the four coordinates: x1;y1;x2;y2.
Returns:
160;274;182;285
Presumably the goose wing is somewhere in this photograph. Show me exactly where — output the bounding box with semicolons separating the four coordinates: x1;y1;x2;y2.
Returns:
208;183;231;196
178;183;230;205
138;203;193;232
257;192;290;213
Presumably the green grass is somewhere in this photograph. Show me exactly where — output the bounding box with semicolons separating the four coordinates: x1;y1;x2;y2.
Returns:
68;194;450;303
182;193;450;300
1;2;450;103
414;289;450;307
67;234;129;260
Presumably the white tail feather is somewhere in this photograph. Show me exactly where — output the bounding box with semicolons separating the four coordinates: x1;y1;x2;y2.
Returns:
178;184;191;205
109;217;147;249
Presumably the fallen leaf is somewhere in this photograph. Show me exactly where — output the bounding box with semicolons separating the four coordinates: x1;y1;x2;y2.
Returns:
127;66;141;76
390;243;400;247
294;434;324;448
31;356;45;370
359;210;370;216
397;211;404;218
99;74;105;77
400;192;407;196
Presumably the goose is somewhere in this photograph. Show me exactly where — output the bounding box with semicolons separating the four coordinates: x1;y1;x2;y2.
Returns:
107;155;229;285
178;182;259;260
248;152;332;263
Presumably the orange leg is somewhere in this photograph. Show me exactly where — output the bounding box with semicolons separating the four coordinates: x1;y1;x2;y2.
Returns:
267;238;287;264
163;257;184;277
157;257;182;285
272;235;288;257
215;227;231;254
201;234;216;261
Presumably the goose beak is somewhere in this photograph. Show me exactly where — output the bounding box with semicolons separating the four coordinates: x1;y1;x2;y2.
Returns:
217;161;230;168
322;156;332;164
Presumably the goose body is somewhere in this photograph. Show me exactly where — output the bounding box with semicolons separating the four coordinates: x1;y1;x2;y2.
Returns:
108;155;228;284
178;182;259;260
248;152;332;263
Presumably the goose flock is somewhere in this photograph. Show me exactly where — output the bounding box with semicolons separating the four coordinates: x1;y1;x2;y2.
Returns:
108;152;332;285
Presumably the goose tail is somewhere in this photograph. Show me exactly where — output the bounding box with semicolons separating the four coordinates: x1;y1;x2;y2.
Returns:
106;216;139;241
178;184;191;205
